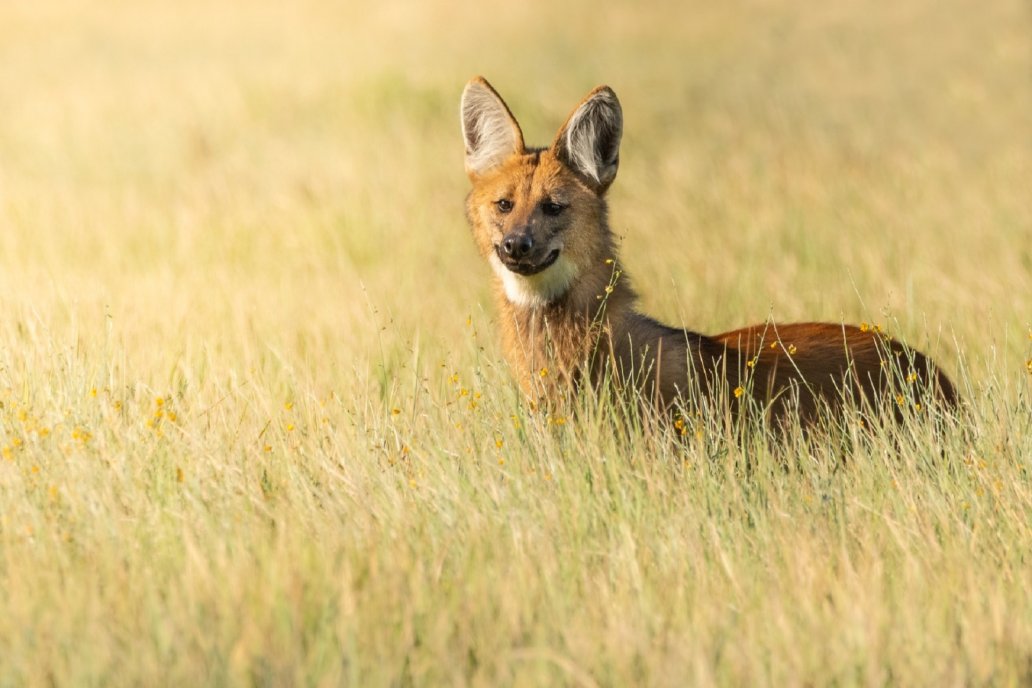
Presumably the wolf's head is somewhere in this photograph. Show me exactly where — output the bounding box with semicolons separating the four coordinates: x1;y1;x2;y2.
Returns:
461;77;623;309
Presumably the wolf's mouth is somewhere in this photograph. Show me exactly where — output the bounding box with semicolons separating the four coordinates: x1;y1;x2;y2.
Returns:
497;248;560;276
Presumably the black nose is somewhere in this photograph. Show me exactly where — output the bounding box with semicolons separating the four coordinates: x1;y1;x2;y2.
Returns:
501;233;534;259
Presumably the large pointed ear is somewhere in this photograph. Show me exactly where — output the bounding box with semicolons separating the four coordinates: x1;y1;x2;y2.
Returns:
551;86;623;193
460;77;525;177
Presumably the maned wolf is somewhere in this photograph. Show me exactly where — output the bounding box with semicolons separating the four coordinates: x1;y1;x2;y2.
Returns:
460;76;956;424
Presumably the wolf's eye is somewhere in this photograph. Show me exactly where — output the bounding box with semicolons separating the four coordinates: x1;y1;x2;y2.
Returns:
541;201;566;217
496;199;513;213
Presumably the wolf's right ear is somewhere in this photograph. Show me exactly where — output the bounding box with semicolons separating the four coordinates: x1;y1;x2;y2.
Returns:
461;77;525;178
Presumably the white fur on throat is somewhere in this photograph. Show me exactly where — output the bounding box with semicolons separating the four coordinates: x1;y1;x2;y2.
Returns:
489;252;579;309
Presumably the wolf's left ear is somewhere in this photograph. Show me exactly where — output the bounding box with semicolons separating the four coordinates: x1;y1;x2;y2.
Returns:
552;86;623;193
461;77;525;178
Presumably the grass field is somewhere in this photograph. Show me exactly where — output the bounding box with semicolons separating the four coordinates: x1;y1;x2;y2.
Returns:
1;0;1030;685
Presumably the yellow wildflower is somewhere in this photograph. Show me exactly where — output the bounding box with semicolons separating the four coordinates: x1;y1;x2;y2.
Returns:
734;386;744;398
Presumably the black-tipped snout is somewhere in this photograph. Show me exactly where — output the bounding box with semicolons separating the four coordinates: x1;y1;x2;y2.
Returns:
501;232;534;259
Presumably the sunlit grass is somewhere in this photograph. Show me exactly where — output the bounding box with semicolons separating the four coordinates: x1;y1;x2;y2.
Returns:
1;0;1030;685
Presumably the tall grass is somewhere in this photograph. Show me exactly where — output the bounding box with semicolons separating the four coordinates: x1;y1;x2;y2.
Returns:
1;0;1030;684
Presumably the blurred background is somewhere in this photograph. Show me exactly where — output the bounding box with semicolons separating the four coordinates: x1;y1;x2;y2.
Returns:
1;0;1029;389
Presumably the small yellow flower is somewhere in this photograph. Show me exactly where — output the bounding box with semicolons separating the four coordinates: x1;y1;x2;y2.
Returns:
896;394;905;407
746;357;758;369
176;467;184;483
1026;358;1032;374
495;438;504;449
907;372;918;383
539;368;549;378
604;285;614;295
770;341;778;349
860;322;869;333
604;258;614;265
498;458;505;466
286;424;295;432
391;408;401;415
459;388;470;397
788;344;797;355
89;388;97;398
449;373;459;385
284;402;293;411
734;386;744;398
264;444;272;452
155;397;164;407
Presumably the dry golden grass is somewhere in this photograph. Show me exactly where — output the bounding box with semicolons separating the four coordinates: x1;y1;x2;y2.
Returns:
1;0;1030;685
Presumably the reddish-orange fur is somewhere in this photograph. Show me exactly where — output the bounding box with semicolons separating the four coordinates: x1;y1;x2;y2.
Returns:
460;77;956;424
